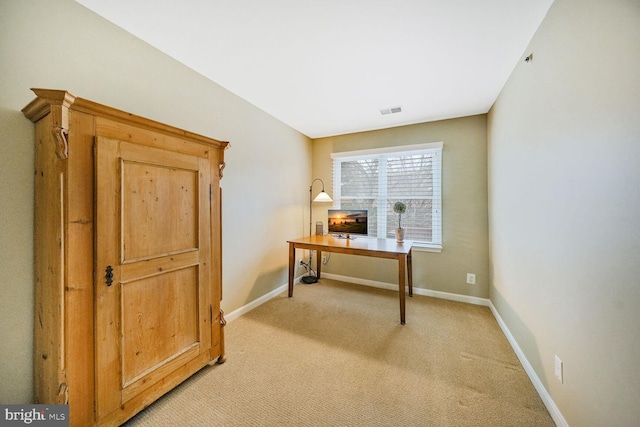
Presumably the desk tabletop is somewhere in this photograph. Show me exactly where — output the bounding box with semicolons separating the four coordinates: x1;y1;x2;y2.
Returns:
288;234;413;255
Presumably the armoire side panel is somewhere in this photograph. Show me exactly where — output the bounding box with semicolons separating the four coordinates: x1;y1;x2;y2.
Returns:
209;151;224;359
33;112;65;405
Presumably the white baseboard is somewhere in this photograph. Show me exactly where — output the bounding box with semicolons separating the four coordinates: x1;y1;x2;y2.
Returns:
489;301;568;427
224;274;567;427
225;273;491;322
321;273;491;307
224;283;289;323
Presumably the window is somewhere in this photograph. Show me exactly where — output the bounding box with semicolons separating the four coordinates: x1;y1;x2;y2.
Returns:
331;142;442;249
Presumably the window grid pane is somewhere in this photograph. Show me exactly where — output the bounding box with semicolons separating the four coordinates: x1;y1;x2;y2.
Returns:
340;159;378;198
386;199;433;242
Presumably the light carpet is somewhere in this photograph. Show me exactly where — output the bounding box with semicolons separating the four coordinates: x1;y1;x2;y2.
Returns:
124;279;555;426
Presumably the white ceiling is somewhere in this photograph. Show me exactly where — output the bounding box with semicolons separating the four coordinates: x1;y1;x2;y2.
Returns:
74;0;554;138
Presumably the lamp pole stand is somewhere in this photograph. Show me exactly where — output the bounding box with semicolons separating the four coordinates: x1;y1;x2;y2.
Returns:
301;178;332;284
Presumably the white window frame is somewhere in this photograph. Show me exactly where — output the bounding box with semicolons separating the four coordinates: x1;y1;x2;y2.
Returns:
331;142;443;251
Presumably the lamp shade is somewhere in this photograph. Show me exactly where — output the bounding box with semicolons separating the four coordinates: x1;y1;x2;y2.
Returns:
313;191;333;203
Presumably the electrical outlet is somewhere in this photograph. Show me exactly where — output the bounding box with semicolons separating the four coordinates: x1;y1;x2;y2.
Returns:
322;256;327;264
555;355;563;383
466;273;476;285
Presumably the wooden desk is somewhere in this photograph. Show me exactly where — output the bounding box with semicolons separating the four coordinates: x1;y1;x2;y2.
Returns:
287;235;413;324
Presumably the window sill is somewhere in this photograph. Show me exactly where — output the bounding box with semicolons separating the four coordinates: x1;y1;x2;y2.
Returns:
339;236;442;252
411;243;442;253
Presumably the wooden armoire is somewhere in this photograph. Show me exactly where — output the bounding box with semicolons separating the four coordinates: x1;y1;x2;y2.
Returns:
22;89;229;426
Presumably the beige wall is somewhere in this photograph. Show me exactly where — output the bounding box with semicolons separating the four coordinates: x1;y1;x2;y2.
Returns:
488;0;640;425
0;0;310;403
312;115;489;298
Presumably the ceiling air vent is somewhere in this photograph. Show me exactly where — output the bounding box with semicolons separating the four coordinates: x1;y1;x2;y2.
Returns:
379;106;402;115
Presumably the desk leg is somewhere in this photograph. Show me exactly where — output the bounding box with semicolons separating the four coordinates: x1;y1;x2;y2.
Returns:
407;248;413;297
399;254;406;325
316;250;322;280
288;242;295;297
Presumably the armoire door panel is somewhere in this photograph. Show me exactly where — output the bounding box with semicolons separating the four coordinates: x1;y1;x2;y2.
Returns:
122;162;199;260
121;266;199;385
95;136;213;420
